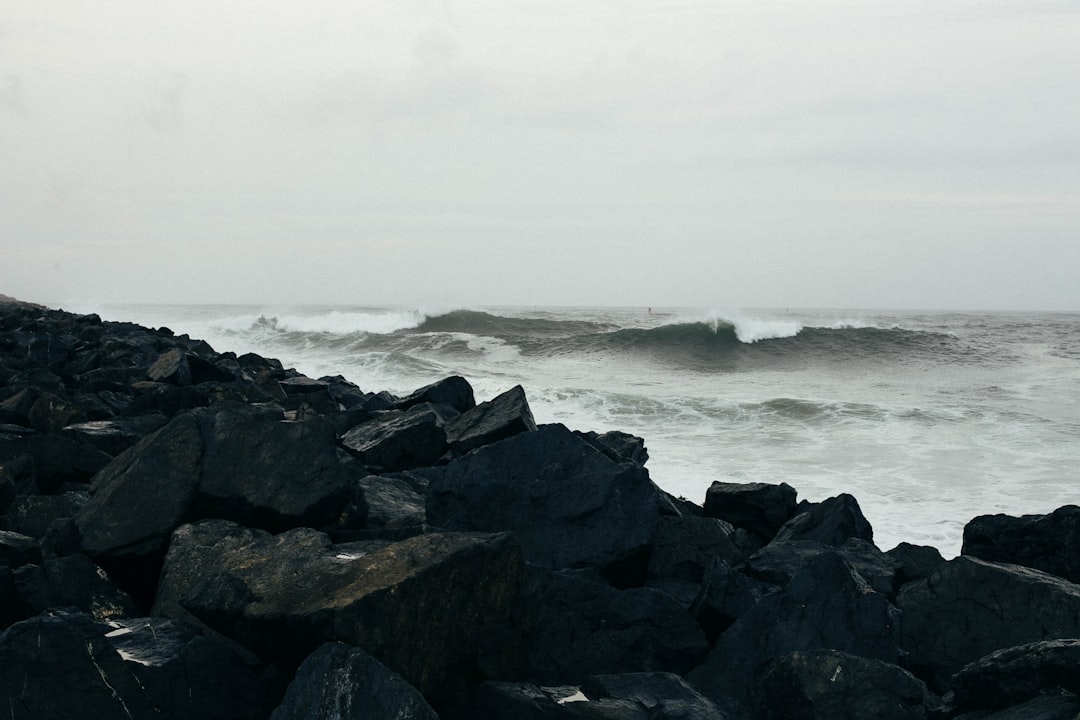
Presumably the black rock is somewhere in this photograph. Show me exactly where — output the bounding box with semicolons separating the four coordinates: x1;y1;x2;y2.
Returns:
340;403;449;471
0;529;42;567
13;553;136;620
62;413;169;456
746;539;900;600
897;555;1080;692
690;558;777;643
887;542;946;585
576;430;649;467
950;639;1080;713
470;682;630;720
154;520;526;704
445;384;538;455
146;347;191;385
703;481;798;544
345;473;427;533
646;514;743;583
772;493;874;546
2;491;88;539
270;642;439;720
687;553;902;713
581;672;726;719
962;505;1080;584
757;649;944;720
953;691;1080;720
394;375;476;413
521;566;710;685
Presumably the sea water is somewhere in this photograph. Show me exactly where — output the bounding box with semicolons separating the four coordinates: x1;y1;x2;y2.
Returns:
78;303;1080;557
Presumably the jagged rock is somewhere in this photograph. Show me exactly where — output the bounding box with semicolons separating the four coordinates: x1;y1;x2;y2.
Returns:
62;413;169;456
576;430;649;467
772;493;874;546
1;490;88;539
521;566;710;684
346;473;426;532
340;403;449;471
887;542;946;585
0;611;277;720
757;649;944;720
393;374;475;413
962;506;1080;584
445;384;537;455
0;387;38;425
690;558;777;643
703;481;798;544
646;514;743;583
0;432;113;493
270;642;439;720
0;529;41;567
194;410;362;530
75;412;204;559
687;553;902;713
426;423;661;576
950;639;1080;713
28;392;86;433
897;555;1080;691
13;553;137;620
745;539;900;599
154;520;526;704
187;353;237;384
147;347;191;385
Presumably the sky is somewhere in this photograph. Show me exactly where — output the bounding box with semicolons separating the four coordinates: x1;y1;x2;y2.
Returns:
2;1;1078;311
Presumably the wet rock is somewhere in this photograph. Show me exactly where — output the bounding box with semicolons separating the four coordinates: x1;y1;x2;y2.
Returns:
757;649;944;720
772;493;874;547
340;403;448;472
887;542;946;585
953;691;1080;720
270;642;439;720
746;538;900;600
646;514;743;583
154;520;525;704
445;384;537;455
581;672;726;719
703;481;798;545
687;553;902;713
62;413;169;456
522;566;710;684
1;490;88;539
394;375;476;413
426;423;661;576
0;529;42;567
897;556;1080;692
950;639;1080;713
962;505;1080;584
690;558;776;643
576;430;649;467
13;553;137;620
147;347;191;385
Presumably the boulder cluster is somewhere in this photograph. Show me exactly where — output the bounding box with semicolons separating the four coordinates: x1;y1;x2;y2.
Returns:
3;298;1080;720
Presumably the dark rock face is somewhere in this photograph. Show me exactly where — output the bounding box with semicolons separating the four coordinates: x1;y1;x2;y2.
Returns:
745;539;900;600
887;542;946;585
0;611;276;720
340;403;448;471
772;493;874;546
962;505;1080;584
14;553;137;620
426;423;661;575
897;555;1080;691
646;514;743;583
154;520;525;704
703;481;798;544
270;642;439;720
758;649;944;720
687;553;902;713
521;566;709;684
950;639;1080;714
393;374;475;413
444;384;537;455
576;430;650;467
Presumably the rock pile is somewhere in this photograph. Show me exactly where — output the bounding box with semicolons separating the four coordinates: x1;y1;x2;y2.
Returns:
3;298;1080;719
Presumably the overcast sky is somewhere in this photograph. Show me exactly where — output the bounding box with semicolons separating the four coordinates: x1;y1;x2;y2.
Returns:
3;1;1078;311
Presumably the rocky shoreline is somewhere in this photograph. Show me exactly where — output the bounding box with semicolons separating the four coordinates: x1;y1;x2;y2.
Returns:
2;297;1080;719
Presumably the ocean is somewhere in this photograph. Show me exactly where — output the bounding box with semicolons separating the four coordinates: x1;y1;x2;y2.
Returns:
77;303;1080;557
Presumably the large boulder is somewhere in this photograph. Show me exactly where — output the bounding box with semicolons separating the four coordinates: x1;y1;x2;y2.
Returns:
962;506;1080;584
340;403;449;471
61;413;169;456
425;423;661;576
393;375;475;413
0;610;276;720
270;642;439;720
897;555;1080;691
745;539;900;600
154;520;526;704
687;553;902;713
444;384;537;455
521;567;710;684
772;493;874;546
950;639;1080;714
646;514;743;583
702;481;798;544
14;553;137;620
757;649;944;720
